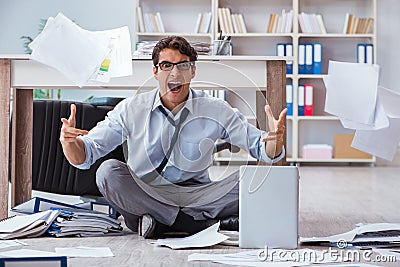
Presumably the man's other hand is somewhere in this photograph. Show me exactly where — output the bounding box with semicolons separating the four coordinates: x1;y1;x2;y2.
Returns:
262;105;287;158
60;104;88;143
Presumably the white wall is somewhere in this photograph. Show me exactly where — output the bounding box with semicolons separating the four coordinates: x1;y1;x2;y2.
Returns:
377;0;400;91
0;1;399;98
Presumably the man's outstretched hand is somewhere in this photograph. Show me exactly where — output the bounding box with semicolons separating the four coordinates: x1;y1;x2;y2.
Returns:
262;105;287;159
60;104;88;143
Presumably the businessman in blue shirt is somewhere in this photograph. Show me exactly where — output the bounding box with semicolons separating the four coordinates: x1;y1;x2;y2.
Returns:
60;36;287;238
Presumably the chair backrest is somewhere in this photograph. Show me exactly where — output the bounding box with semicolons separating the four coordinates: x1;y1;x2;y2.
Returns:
32;98;125;196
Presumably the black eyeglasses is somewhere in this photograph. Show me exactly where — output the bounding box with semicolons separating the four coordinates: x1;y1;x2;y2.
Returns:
156;61;195;71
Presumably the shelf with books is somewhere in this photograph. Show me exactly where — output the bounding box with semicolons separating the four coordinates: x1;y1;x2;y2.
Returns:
134;0;215;48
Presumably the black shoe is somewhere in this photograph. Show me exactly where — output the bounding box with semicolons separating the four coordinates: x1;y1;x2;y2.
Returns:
138;214;157;238
138;214;173;239
219;215;239;231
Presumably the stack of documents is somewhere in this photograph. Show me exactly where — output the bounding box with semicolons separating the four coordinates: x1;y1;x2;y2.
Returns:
300;223;400;247
0;210;60;240
48;209;122;237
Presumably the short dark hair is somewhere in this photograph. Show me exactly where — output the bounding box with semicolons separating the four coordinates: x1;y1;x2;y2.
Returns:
152;36;198;66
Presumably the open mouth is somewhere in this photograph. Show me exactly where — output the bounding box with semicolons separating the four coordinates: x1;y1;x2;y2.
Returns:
168;81;183;92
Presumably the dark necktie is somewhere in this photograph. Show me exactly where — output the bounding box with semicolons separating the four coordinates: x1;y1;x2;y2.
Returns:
141;106;190;183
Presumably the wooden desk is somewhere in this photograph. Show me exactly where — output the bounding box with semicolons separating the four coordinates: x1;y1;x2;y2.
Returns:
0;55;286;219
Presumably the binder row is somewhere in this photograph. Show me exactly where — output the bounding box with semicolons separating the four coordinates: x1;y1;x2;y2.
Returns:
298;43;322;75
276;43;293;74
357;43;374;64
286;84;313;116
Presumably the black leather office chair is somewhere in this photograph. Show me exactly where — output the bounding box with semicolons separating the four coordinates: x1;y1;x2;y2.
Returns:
32;97;125;197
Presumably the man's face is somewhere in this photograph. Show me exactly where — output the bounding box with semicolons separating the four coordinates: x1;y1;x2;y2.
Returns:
153;48;196;111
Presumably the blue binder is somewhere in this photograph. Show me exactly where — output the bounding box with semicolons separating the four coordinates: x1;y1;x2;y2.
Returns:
298;84;305;116
11;197;86;214
305;44;313;74
276;43;285;57
0;256;67;267
286;84;293;116
365;44;373;64
313;43;322;74
298;44;305;74
357;43;366;63
285;43;293;74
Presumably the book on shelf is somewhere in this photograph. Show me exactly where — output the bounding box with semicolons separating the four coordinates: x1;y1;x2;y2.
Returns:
281;9;293;33
343;13;374;34
0;210;60;240
142;12;165;33
195;12;212;33
218;8;247;34
298;12;326;34
237;14;247;33
137;6;145;32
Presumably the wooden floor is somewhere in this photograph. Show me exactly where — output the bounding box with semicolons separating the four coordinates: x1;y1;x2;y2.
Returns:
6;166;400;266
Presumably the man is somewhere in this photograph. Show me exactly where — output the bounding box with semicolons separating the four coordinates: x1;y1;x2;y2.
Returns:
60;36;287;238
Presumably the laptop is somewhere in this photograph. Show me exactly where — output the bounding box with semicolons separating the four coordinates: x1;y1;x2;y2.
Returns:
239;165;299;249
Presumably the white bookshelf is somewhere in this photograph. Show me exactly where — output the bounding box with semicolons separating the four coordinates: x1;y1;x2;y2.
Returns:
133;0;377;164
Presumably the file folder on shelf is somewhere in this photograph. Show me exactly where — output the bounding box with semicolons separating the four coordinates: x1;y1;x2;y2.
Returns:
276;43;285;57
313;43;322;74
277;43;294;75
366;44;373;64
305;44;313;74
357;43;366;63
286;84;293;116
285;43;293;74
298;84;305;116
304;84;313;116
298;44;305;74
0;256;67;267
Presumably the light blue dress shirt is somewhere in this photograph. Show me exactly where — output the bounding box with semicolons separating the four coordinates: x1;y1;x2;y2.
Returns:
75;88;285;184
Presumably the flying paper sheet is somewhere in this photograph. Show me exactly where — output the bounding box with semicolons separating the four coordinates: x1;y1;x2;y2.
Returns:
324;61;380;129
324;61;400;161
351;86;400;161
29;12;132;87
